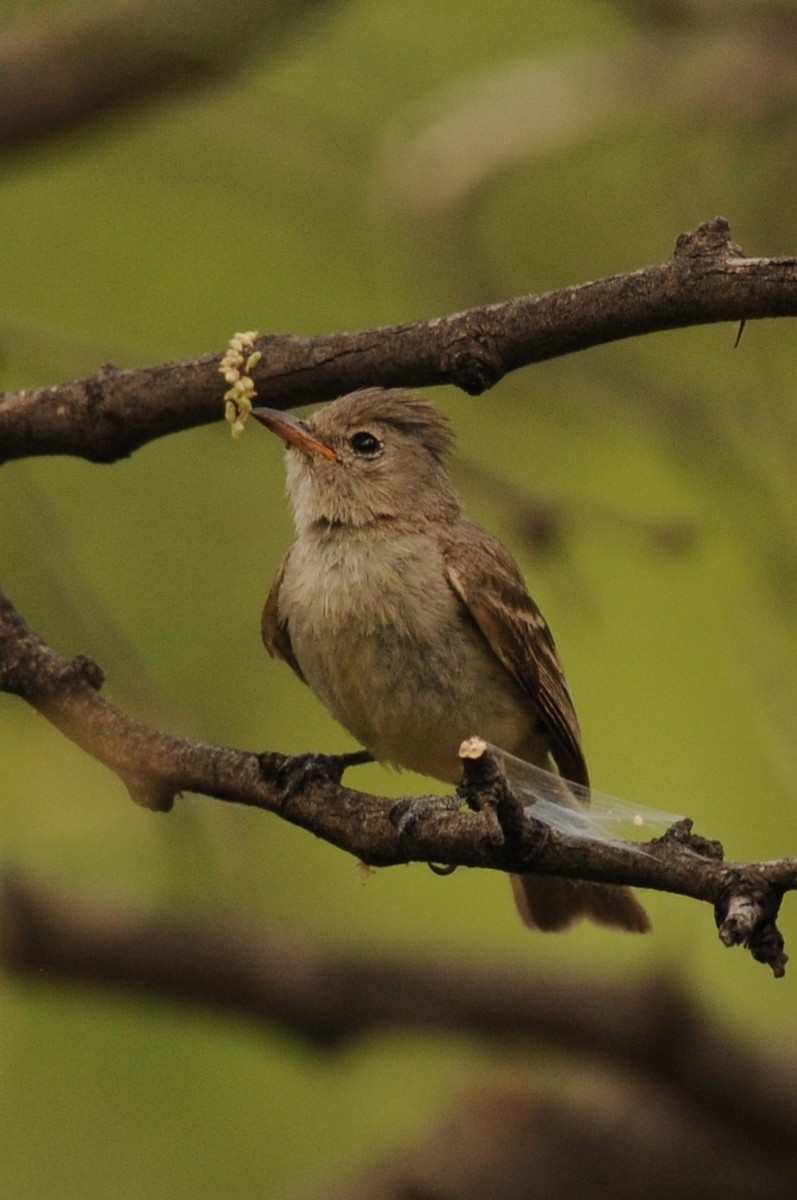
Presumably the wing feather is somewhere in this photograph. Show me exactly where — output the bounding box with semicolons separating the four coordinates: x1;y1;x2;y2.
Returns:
261;548;307;685
443;521;589;789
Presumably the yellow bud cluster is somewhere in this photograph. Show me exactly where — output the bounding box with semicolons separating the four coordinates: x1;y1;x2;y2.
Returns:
220;331;261;438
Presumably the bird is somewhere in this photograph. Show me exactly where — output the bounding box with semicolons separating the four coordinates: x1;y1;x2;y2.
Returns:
252;387;649;933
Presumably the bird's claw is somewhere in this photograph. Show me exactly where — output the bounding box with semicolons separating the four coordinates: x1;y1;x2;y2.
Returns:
259;748;373;807
390;794;462;839
390;795;462;878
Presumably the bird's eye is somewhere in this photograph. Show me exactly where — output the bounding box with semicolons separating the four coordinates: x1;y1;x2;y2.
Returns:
349;431;382;456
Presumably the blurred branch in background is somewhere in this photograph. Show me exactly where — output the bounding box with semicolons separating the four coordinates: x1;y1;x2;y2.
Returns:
0;0;339;153
375;9;797;219
457;455;697;563
2;872;796;1200
456;454;697;623
583;350;797;793
319;1075;794;1200
370;1;797;305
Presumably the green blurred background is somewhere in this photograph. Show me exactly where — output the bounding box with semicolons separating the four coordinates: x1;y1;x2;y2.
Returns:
2;0;797;1194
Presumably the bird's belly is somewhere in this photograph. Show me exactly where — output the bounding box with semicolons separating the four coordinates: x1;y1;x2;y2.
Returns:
293;615;539;785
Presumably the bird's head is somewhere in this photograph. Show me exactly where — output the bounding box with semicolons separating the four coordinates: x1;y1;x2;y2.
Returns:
252;388;462;531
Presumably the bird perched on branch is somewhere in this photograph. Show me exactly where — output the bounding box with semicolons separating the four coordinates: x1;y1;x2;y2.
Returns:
253;388;648;933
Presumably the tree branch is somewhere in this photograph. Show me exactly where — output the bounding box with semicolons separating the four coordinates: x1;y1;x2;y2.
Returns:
2;218;796;465
0;583;793;974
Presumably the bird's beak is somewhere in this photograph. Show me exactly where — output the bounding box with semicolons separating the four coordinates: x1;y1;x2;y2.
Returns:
250;407;339;462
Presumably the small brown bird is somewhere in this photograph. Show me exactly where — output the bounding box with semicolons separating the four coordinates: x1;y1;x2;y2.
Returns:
254;388;649;933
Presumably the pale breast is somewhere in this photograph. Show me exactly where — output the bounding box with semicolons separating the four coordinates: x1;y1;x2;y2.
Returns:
280;527;539;782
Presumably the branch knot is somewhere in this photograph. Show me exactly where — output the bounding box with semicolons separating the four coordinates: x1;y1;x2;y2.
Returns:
440;327;503;394
673;216;744;263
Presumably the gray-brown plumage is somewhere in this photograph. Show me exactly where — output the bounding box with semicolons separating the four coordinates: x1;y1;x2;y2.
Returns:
255;388;649;933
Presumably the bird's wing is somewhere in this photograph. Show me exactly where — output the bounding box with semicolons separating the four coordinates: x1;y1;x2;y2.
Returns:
261;548;307;685
442;521;589;789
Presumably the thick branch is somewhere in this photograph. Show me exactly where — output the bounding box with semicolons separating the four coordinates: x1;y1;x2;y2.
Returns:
0;584;793;973
2;219;796;464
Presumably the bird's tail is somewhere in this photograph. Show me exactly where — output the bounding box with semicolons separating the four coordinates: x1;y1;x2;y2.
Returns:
511;873;651;933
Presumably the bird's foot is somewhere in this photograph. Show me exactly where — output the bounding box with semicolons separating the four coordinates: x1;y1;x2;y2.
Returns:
390;795;462;876
390;794;462;839
258;748;373;808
